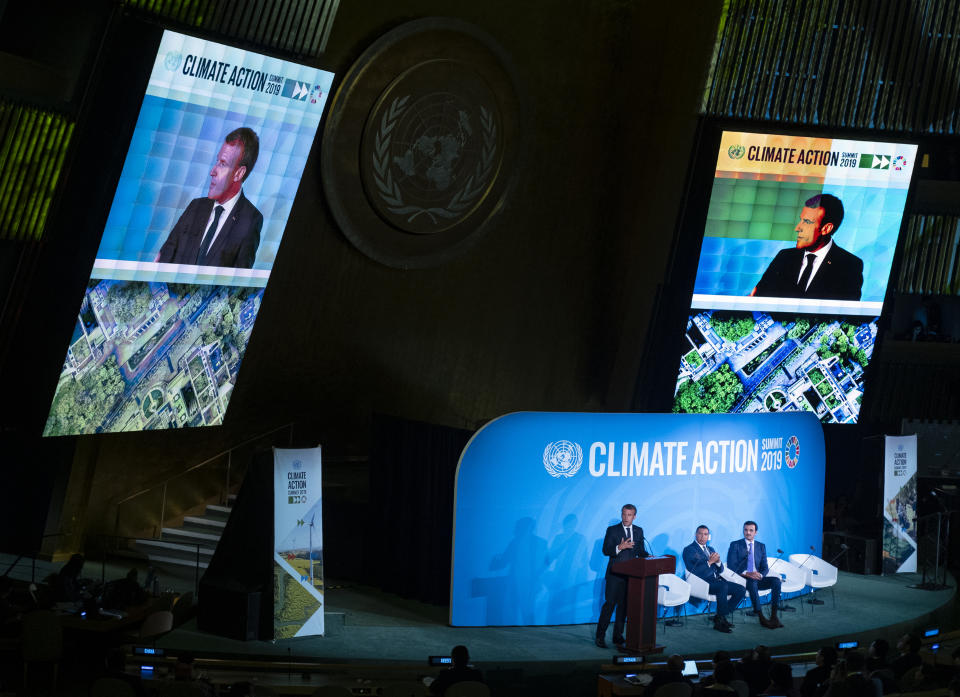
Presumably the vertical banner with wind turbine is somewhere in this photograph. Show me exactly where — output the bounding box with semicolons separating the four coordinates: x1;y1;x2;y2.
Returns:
273;447;324;637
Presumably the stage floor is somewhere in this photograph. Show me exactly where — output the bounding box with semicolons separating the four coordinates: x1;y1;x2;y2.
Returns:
159;571;956;664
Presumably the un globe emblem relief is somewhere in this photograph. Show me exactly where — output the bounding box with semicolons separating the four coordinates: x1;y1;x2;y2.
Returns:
361;60;502;235
321;19;521;267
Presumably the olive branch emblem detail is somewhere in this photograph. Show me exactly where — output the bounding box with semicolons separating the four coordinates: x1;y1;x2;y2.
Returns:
371;95;497;225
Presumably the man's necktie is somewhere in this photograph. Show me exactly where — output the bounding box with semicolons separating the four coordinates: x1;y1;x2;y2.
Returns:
196;205;225;264
797;252;816;291
747;542;755;573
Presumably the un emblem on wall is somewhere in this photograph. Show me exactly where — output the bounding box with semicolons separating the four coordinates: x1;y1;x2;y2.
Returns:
369;88;498;233
322;18;522;268
543;441;583;478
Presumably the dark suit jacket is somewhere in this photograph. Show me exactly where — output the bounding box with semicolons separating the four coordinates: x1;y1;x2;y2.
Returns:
682;541;725;582
157;191;262;269
726;538;769;576
753;243;863;301
602;523;647;575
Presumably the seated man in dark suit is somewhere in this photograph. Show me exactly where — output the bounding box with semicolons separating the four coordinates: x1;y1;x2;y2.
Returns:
682;525;745;633
156;127;263;269
726;520;782;629
751;193;863;301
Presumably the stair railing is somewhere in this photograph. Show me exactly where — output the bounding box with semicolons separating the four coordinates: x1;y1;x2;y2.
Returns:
112;421;294;540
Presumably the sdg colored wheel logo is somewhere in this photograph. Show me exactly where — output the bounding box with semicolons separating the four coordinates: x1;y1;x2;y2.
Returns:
785;436;800;469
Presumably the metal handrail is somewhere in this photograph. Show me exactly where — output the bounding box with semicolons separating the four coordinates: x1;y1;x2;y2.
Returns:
113;421;294;538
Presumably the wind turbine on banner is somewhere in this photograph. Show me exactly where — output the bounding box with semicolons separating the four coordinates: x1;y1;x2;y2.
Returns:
308;513;316;585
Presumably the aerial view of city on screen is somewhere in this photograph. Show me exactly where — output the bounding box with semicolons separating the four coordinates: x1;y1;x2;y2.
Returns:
44;279;263;436
673;311;877;424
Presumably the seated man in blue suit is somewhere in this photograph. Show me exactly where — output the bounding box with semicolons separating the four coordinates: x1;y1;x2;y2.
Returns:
726;520;783;629
682;525;745;633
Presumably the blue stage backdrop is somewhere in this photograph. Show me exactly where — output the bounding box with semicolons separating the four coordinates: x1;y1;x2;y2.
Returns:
450;412;825;626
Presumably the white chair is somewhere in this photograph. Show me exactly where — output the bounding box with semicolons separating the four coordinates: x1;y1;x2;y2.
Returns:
658;573;691;629
765;557;806;613
685;571;739;623
788;553;838;608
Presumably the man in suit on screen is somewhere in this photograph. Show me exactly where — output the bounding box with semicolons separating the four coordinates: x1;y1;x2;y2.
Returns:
595;503;648;649
156;127;263;269
682;525;745;633
727;520;783;628
751;193;863;301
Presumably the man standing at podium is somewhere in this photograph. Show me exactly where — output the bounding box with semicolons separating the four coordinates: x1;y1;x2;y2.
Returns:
682;525;745;633
596;504;647;649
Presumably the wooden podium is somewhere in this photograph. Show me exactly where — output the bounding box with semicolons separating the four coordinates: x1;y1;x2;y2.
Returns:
610;554;676;654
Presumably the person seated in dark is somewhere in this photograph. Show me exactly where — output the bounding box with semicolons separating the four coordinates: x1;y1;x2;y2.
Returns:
430;645;484;696
760;663;797;697
702;661;738;697
801;646;837;697
646;654;694;697
0;577;24;637
737;646;773;697
102;568;148;609
867;639;896;694
890;634;921;679
824;651;876;697
51;553;86;603
700;651;733;690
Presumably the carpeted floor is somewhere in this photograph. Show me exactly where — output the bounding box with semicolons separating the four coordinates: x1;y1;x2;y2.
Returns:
157;571;956;664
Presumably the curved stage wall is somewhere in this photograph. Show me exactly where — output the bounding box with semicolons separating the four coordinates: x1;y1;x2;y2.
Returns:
450;412;825;626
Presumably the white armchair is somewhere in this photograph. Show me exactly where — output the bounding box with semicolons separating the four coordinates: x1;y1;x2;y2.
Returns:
788;553;838;608
658;573;691;629
685;570;742;622
766;557;807;613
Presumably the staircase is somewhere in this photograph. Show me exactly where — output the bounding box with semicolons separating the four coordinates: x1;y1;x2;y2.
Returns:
134;498;233;572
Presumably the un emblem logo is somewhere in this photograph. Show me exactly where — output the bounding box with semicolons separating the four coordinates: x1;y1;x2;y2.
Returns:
728;144;745;160
164;51;183;72
543;441;583;478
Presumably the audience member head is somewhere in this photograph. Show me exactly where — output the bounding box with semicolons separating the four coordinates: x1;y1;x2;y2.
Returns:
869;639;889;662
451;645;469;668
844;651;866;674
769;663;793;692
61;553;85;578
713;650;731;666
817;646;838;668
666;655;685;672
754;645;772;662
714;662;736;686
897;633;920;655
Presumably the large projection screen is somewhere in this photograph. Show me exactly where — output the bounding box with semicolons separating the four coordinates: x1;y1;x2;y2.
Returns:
44;32;333;436
672;132;917;423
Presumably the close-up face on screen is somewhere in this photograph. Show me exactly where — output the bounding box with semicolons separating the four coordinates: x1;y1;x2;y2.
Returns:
43;31;334;436
672;131;917;424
